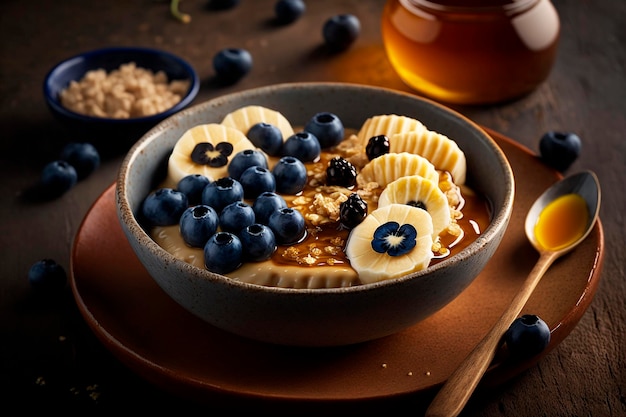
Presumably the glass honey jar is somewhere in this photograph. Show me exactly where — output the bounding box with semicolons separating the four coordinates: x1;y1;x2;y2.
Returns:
381;0;560;105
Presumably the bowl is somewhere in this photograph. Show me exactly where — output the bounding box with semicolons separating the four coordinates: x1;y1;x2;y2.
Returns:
116;82;515;347
43;46;200;151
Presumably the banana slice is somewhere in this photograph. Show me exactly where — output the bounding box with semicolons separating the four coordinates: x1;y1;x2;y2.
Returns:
378;175;451;238
356;152;439;190
356;114;427;147
345;204;434;284
167;123;257;185
391;130;467;185
221;105;295;140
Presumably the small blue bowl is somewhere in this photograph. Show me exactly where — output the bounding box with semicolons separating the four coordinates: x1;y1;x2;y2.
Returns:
44;47;200;151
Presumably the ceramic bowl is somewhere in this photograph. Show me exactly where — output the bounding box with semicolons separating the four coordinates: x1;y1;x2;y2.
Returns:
116;82;515;347
43;46;199;150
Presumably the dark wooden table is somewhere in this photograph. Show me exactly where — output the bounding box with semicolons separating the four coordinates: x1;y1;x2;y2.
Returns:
1;1;624;415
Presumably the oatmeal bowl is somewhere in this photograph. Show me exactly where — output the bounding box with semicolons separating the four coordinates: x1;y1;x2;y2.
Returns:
116;82;515;347
43;46;199;150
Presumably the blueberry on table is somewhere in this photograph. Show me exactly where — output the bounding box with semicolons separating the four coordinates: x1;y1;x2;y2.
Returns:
213;48;252;84
322;14;361;51
177;174;211;206
304;112;344;148
142;188;188;226
274;0;306;24
40;160;78;198
179;205;219;248
539;131;581;172
272;156;308;195
240;223;277;262
204;232;243;274
252;191;288;225
60;142;100;180
282;131;321;162
504;314;551;359
247;122;284;156
28;259;67;291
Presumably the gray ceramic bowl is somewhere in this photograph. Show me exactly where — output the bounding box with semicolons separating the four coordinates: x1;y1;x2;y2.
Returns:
116;82;515;347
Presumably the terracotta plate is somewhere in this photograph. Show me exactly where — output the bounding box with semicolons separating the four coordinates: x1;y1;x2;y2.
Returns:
70;130;604;414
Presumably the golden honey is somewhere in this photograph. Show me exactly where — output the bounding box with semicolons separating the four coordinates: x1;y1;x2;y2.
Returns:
533;193;589;251
381;0;560;104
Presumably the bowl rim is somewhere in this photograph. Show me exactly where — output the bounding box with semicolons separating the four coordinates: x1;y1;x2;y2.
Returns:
116;81;515;295
43;46;200;124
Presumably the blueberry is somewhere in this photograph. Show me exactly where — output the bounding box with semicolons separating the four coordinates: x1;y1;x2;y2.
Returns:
274;0;305;24
219;201;256;234
142;188;188;226
268;207;307;245
28;259;67;291
177;174;211;205
539;131;582;172
40;160;78;197
272;156;308;195
326;156;357;188
366;135;390;160
323;14;360;51
505;314;551;359
213;48;252;84
59;142;100;180
339;193;368;229
247;122;283;156
228;149;268;180
304;112;344;148
252;191;288;225
201;177;244;213
204;232;242;274
239;166;276;199
179;205;219;248
240;223;277;262
282;131;321;162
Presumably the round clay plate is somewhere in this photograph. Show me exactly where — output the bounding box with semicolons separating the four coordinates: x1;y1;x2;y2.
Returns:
70;130;604;414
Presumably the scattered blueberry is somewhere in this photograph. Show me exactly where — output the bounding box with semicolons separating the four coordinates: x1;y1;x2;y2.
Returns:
219;201;256;234
142;188;188;226
252;191;288;225
282;131;321;162
326;156;357;188
201;177;244;213
177;174;211;205
366;135;390;160
323;14;360;51
505;314;551;359
240;223;277;262
204;232;243;274
371;221;417;256
28;259;67;291
179;205;219;248
304;112;344;148
213;48;253;84
40;160;78;197
59;142;100;180
247;122;283;156
339;193;368;229
539;131;582;172
272;156;308;194
274;0;305;24
239;166;276;199
268;207;307;245
228;149;268;180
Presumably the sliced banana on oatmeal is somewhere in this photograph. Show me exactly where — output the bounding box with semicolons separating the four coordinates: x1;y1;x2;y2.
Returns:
391;130;467;185
221;105;295;140
378;175;451;239
356;152;439;190
356;114;427;147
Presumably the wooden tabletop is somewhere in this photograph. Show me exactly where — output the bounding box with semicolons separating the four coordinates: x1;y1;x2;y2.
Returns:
1;1;624;415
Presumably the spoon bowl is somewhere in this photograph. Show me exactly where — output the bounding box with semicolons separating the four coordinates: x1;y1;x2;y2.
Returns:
426;170;601;417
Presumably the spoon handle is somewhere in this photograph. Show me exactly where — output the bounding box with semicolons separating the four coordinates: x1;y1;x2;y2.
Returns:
425;250;559;417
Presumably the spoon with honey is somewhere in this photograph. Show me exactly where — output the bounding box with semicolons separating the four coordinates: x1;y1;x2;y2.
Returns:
425;170;601;417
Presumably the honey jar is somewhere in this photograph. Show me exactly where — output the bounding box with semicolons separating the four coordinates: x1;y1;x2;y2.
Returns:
381;0;560;104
